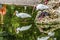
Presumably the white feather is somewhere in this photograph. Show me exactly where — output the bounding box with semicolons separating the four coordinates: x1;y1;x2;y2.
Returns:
19;25;32;31
37;36;50;40
48;32;55;37
16;25;32;33
15;11;31;18
36;4;49;10
16;30;19;34
54;38;56;40
16;28;20;34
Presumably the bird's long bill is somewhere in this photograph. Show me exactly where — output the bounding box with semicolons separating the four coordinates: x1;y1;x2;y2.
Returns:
1;14;4;24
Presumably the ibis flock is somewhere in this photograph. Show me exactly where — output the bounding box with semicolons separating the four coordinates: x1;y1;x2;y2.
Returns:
14;4;50;34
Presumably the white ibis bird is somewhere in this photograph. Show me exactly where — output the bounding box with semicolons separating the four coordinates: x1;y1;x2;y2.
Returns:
37;36;50;40
48;32;55;37
14;10;31;18
16;25;32;33
37;32;55;40
36;4;49;10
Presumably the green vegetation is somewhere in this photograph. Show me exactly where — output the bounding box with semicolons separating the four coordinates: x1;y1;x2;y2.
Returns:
0;5;60;40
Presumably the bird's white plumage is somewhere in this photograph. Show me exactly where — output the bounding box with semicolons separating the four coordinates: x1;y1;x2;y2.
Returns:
16;25;32;33
54;38;56;40
48;32;55;36
37;32;55;40
19;25;32;31
36;4;49;10
37;36;50;40
15;11;31;18
16;28;20;33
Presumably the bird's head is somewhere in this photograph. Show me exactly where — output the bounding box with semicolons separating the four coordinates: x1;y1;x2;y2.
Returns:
15;10;18;13
14;10;18;15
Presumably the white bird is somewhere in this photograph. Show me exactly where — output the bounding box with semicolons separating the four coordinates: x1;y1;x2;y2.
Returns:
37;36;50;40
15;11;31;18
36;4;49;10
16;25;32;33
54;38;56;40
48;32;55;37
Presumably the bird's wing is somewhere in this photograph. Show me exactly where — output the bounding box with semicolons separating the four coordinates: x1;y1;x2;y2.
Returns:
36;4;49;10
19;25;32;31
48;32;55;36
19;13;31;18
37;36;50;40
43;5;49;9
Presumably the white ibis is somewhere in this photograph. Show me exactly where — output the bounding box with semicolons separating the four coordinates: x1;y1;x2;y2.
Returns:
36;4;49;10
15;10;31;18
37;36;50;40
48;32;55;37
16;25;32;33
54;38;56;40
37;32;55;40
